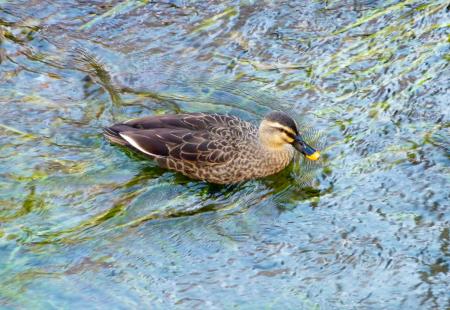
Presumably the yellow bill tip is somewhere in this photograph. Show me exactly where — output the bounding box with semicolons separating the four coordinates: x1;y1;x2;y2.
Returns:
306;151;320;161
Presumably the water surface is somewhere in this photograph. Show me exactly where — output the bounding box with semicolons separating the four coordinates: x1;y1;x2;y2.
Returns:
0;0;449;308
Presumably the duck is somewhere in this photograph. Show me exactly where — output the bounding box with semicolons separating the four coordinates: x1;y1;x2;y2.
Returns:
103;111;320;184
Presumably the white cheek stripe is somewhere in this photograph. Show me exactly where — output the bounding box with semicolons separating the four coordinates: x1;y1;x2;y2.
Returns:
119;133;157;157
264;121;296;135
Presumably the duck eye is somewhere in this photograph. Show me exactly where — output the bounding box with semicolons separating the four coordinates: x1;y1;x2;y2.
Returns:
281;129;295;139
275;128;295;142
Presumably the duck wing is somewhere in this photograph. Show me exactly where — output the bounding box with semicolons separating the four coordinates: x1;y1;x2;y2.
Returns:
104;113;245;164
123;113;239;131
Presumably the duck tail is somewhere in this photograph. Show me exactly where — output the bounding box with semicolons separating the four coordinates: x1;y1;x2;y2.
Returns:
103;125;129;146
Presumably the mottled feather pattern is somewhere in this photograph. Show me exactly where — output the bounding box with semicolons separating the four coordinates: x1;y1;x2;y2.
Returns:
104;113;294;184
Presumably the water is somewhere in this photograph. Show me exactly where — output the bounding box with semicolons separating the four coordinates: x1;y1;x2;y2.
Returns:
0;0;449;308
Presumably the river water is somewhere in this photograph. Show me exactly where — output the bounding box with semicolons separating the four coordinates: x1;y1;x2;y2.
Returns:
0;0;449;309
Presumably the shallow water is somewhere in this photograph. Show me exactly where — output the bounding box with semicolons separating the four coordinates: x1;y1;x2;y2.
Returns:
0;0;449;308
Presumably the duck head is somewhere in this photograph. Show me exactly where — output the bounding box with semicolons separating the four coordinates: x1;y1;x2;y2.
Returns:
259;111;320;161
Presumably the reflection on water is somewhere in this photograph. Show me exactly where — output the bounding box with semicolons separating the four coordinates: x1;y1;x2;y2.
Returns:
0;0;449;308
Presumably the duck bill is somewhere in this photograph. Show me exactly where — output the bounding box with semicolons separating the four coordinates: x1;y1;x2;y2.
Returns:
293;136;320;161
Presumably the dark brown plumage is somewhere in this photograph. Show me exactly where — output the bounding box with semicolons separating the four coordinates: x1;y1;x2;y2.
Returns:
104;112;319;184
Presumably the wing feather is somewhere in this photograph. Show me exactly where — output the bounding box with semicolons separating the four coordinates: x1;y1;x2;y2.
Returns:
123;113;232;131
118;128;233;164
119;132;169;157
106;113;248;164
